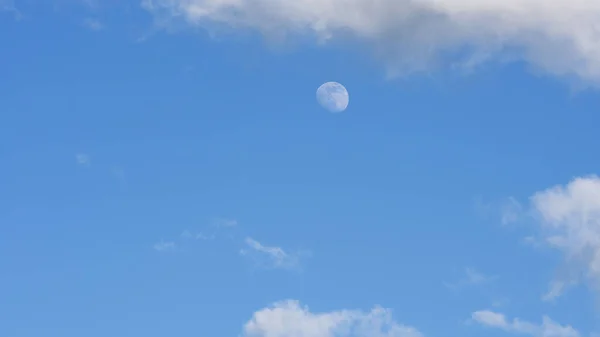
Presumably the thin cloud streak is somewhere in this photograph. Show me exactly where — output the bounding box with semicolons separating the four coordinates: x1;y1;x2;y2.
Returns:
471;310;579;337
240;237;306;271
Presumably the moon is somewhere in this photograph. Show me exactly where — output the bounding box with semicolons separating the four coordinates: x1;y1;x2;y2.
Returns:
316;82;349;113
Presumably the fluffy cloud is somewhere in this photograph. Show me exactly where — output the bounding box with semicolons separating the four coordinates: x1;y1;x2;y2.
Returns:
142;0;600;84
472;310;579;337
243;300;422;337
528;175;600;299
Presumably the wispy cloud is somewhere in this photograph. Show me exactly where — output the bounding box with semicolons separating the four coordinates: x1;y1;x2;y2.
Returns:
153;241;176;252
154;218;240;254
212;217;238;228
0;0;21;20
181;230;214;241
471;310;579;337
154;222;310;272
445;267;496;290
501;197;523;225
83;18;104;31
81;0;99;10
474;196;525;227
240;237;307;271
110;166;127;185
76;153;91;167
464;268;493;285
491;298;510;308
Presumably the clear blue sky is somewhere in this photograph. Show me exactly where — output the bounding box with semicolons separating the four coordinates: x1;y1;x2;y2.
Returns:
1;1;599;337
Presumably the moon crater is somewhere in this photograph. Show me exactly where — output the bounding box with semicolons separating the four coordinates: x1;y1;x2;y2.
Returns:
316;82;349;113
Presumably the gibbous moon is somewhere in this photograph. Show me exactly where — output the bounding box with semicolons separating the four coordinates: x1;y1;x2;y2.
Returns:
316;82;349;113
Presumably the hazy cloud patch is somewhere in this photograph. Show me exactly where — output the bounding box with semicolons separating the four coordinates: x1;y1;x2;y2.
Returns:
153;240;177;252
83;17;104;30
76;153;91;167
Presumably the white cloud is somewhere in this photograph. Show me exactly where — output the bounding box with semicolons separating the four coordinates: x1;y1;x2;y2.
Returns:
243;300;423;337
76;153;91;167
153;241;176;252
241;237;305;270
527;175;600;299
472;310;579;337
143;0;600;85
472;310;507;328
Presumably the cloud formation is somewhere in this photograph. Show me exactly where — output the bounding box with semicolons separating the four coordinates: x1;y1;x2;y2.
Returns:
152;220;307;272
472;310;579;337
240;237;306;271
528;175;600;299
243;300;422;337
143;0;600;84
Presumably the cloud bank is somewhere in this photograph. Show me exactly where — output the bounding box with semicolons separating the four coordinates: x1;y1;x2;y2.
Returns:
242;302;579;337
142;0;600;83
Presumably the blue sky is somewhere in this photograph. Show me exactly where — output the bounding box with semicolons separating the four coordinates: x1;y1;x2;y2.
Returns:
2;1;600;337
